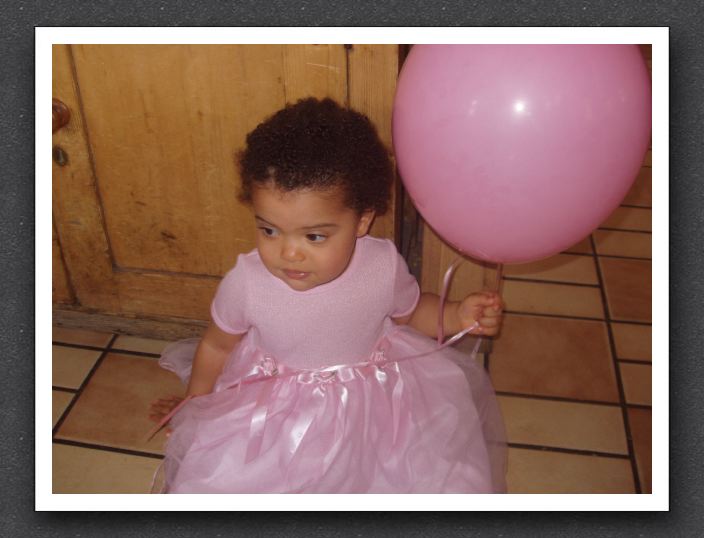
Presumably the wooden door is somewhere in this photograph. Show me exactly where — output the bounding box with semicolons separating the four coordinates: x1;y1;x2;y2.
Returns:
52;44;399;330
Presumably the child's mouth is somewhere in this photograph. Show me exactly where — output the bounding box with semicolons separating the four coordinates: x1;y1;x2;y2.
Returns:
283;269;310;280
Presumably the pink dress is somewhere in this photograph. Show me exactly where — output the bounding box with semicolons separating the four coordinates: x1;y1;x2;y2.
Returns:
158;236;507;493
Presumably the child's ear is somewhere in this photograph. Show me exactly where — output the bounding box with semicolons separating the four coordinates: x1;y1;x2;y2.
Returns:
356;210;376;237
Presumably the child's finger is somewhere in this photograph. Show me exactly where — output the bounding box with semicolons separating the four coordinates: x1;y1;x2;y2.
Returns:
149;402;179;416
475;324;497;335
152;397;182;409
477;322;499;335
479;316;500;327
480;291;499;304
484;305;503;317
487;295;503;309
149;407;168;417
150;399;169;410
157;403;180;415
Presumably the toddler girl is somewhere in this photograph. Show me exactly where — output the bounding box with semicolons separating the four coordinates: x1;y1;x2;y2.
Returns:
150;97;507;493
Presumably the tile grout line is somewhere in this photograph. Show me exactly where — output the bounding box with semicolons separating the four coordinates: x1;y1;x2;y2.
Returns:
52;438;164;461
53;341;112;352
618;358;652;366
52;386;78;394
52;333;176;475
587;253;651;263
503;310;605;323
53;340;162;359
625;402;652;411
52;333;119;438
502;276;600;288
503;309;652;327
603;318;651;327
522;250;651;262
107;348;162;358
496;231;650;489
620;203;652;209
588;233;643;493
597;226;651;235
507;442;631;460
495;390;651;409
53;290;650;486
490;263;638;466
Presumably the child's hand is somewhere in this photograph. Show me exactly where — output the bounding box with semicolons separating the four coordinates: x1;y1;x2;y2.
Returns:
456;291;504;336
148;395;184;436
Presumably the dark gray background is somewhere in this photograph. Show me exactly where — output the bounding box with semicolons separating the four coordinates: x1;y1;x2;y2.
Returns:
2;0;701;535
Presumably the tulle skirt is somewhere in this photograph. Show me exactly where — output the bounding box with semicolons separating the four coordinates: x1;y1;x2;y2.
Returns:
157;324;507;493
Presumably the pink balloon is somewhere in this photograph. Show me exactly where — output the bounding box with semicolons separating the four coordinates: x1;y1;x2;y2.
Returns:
392;45;651;264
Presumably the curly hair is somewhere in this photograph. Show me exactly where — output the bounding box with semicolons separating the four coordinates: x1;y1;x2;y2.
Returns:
237;97;393;215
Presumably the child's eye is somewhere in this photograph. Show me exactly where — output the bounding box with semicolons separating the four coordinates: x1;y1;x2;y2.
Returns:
306;233;327;243
258;227;278;238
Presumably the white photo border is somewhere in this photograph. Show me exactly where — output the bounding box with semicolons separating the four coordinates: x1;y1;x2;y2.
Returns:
37;26;669;511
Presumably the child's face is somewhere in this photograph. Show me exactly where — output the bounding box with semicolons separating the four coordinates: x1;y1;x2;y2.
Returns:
251;184;375;292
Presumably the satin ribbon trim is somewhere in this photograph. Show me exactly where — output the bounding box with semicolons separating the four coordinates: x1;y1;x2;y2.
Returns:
148;259;483;466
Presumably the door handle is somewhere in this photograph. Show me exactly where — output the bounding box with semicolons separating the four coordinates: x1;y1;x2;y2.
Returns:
52;98;71;133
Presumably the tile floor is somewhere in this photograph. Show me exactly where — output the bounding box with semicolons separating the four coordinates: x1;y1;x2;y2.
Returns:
52;154;652;494
493;155;653;494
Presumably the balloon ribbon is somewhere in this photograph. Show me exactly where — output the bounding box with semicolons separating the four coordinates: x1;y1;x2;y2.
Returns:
145;257;486;444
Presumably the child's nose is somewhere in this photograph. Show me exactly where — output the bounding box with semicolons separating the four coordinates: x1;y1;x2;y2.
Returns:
280;239;305;262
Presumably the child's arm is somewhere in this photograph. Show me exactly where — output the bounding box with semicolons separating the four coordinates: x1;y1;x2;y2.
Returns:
149;321;244;425
186;321;245;396
393;291;503;339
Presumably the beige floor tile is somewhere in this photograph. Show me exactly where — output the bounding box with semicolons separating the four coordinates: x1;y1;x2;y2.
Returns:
52;443;162;494
52;327;113;347
502;280;604;319
563;236;593;255
564;236;594;254
491;315;619;403
620;363;652;406
53;391;75;428
600;207;651;232
628;407;652;493
600;258;651;323
611;323;652;361
52;346;102;389
113;335;171;355
593;230;651;259
622;167;652;207
503;254;598;285
498;396;627;454
506;447;635;493
55;353;185;455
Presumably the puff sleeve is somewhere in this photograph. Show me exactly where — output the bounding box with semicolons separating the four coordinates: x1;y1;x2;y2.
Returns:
388;243;421;318
210;255;250;335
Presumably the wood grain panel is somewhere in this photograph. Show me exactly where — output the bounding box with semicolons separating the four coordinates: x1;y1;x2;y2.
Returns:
115;271;218;320
420;225;496;297
54;44;402;326
52;44;120;311
348;44;399;241
52;218;74;304
282;44;347;103
71;45;282;277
